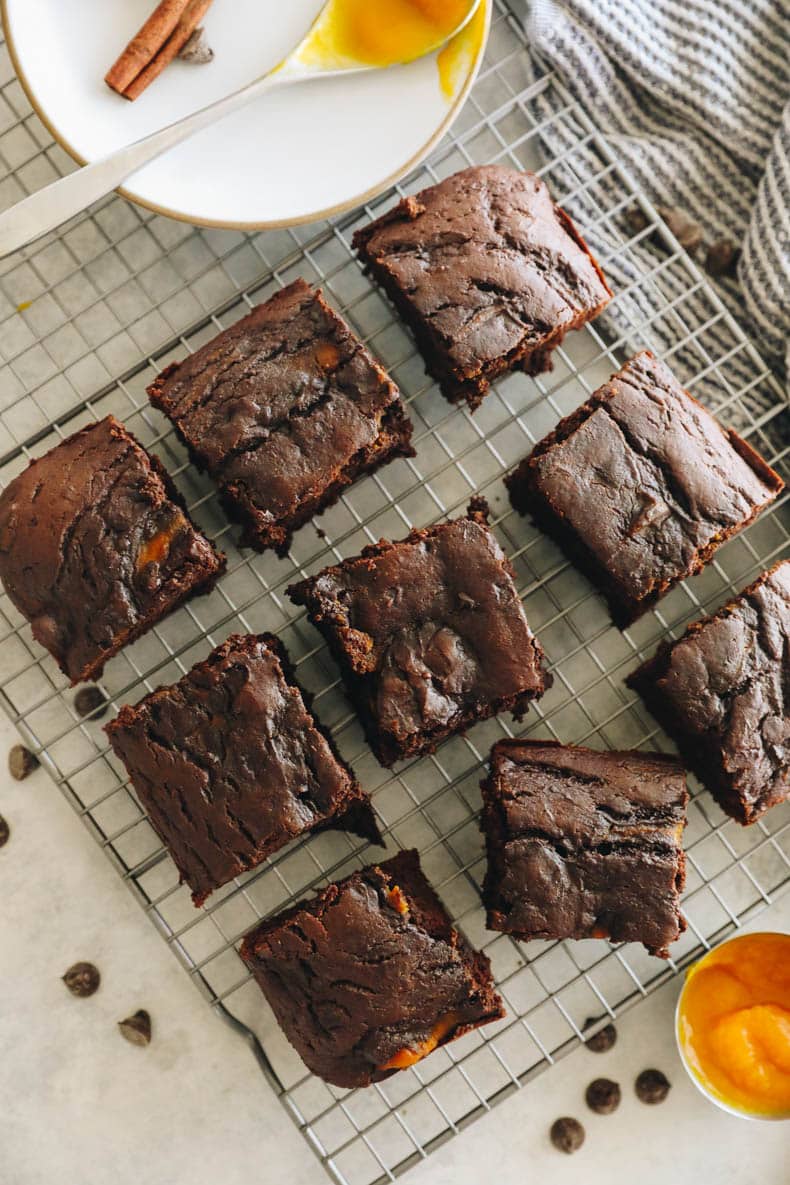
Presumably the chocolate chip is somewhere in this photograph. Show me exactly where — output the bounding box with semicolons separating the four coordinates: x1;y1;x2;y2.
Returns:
585;1077;621;1114
584;1017;617;1053
550;1117;585;1154
705;238;740;278
118;1009;152;1047
8;744;38;780
657;207;703;255
635;1068;671;1104
74;686;108;721
62;962;101;998
625;205;649;233
0;815;9;847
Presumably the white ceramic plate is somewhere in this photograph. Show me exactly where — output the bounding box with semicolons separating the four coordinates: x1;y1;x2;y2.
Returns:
2;0;490;229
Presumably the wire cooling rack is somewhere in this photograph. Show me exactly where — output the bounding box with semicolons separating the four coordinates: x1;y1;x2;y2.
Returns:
1;5;789;1183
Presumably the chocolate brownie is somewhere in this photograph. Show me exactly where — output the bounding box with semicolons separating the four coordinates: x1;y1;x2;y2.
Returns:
0;416;224;684
481;739;688;958
288;500;550;767
106;633;379;906
506;352;783;626
148;278;414;554
352;165;612;409
240;849;504;1087
628;561;789;825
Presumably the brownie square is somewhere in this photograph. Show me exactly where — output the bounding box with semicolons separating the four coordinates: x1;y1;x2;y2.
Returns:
352;165;612;409
506;351;783;626
148;278;414;554
106;633;380;905
240;848;503;1087
481;739;688;958
288;500;550;766
628;561;789;825
0;416;224;684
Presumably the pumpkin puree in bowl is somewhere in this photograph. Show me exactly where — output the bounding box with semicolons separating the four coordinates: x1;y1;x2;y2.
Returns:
676;932;790;1119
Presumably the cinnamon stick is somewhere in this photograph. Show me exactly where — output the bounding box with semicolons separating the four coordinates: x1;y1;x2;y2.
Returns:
105;0;191;95
122;0;215;100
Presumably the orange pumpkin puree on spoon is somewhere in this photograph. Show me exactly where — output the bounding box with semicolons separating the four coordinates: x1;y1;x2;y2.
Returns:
297;0;485;97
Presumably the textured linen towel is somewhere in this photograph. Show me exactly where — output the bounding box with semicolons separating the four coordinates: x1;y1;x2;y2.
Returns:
525;0;790;386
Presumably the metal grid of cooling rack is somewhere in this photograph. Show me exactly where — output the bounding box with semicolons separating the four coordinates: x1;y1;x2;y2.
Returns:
1;4;789;1184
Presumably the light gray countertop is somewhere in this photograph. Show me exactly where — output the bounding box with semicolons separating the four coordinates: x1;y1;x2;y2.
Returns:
2;709;787;1185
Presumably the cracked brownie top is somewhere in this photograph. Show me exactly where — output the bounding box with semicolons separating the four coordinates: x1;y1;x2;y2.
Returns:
481;739;688;958
288;501;550;766
240;849;504;1087
353;164;612;407
0;416;224;684
148;278;413;553
628;561;790;825
507;351;783;624
106;633;378;905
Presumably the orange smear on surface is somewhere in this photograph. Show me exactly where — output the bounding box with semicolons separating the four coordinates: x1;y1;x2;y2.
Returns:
677;932;790;1117
437;2;486;99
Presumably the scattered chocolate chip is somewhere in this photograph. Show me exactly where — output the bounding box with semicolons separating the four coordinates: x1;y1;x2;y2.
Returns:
62;962;101;998
625;205;649;233
550;1117;585;1154
635;1068;671;1104
118;1009;152;1047
179;27;214;64
657;206;703;255
705;238;740;278
586;1077;621;1114
74;686;108;721
584;1017;617;1053
8;744;38;781
0;815;9;847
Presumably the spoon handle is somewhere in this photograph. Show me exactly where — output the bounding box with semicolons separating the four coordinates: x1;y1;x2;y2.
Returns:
0;70;287;258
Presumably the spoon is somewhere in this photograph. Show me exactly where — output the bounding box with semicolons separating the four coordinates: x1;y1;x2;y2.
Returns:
0;0;481;258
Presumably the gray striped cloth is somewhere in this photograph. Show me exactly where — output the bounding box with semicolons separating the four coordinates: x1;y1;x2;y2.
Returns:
524;0;790;390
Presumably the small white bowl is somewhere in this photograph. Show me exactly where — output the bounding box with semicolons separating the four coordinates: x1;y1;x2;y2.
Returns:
675;931;790;1122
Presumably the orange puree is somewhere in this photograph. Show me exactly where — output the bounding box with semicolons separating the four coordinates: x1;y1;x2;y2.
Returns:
136;516;182;572
314;340;340;369
677;932;790;1117
379;1010;463;1070
299;0;477;71
385;884;410;915
436;1;486;99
